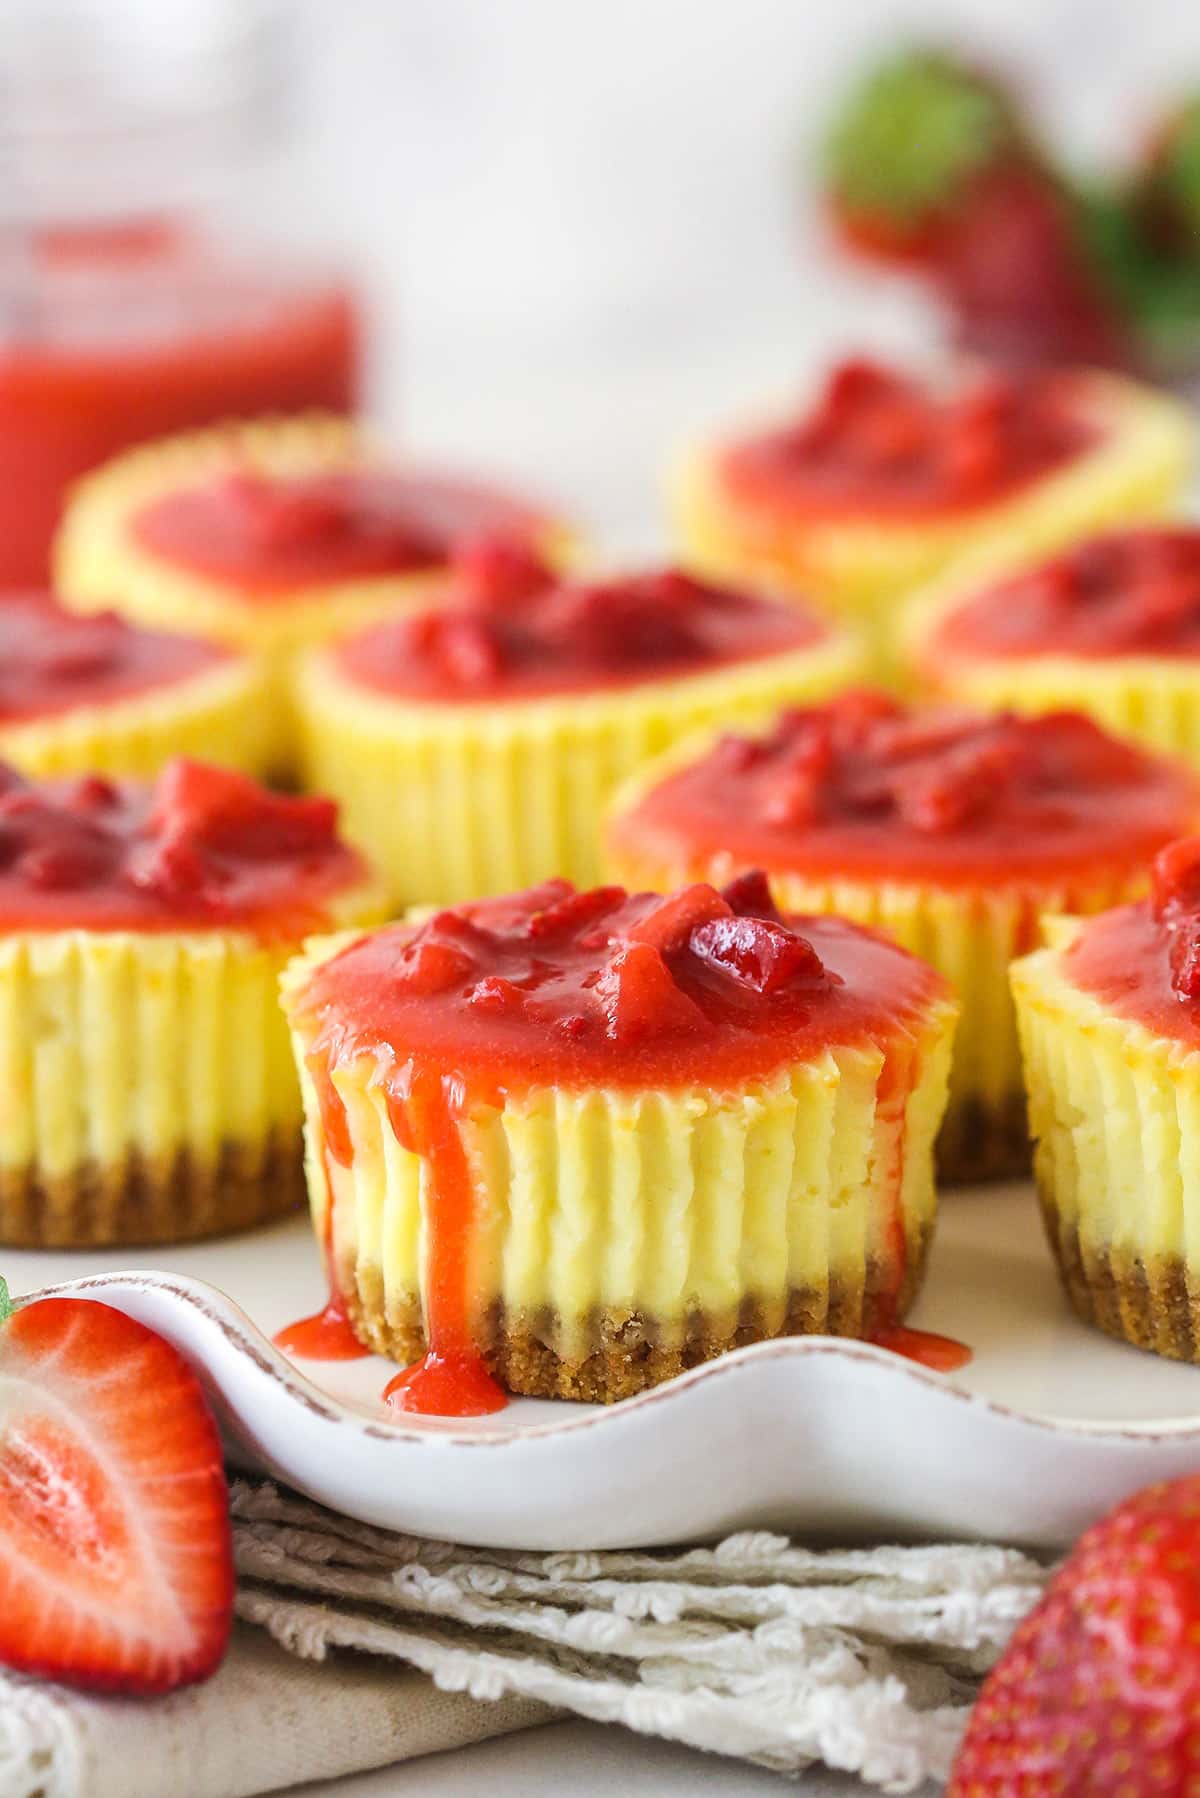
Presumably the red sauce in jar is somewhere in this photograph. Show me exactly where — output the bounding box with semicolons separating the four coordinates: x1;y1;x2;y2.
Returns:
131;472;550;597
929;528;1200;664
0;224;360;588
282;872;950;1413
718;359;1100;521
0;757;365;938
608;691;1200;891
332;543;826;704
1064;835;1200;1049
0;593;229;723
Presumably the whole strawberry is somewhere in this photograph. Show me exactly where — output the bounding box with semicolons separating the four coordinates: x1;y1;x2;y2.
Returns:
0;1278;233;1693
822;48;1027;264
949;1475;1200;1794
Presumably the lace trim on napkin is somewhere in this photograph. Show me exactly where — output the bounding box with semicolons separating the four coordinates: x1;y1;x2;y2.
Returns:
230;1480;1048;1794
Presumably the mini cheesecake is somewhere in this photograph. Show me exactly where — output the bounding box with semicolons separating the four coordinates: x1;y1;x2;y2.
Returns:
606;692;1200;1181
281;873;957;1408
54;415;567;760
1013;836;1200;1362
296;539;868;905
905;526;1200;769
671;358;1192;661
0;592;273;780
0;757;383;1247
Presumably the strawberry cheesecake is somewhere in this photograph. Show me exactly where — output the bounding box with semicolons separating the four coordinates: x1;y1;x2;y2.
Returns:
671;358;1192;661
280;873;958;1408
0;593;272;780
1014;835;1200;1362
905;526;1200;771
606;692;1200;1180
0;757;384;1246
296;540;867;904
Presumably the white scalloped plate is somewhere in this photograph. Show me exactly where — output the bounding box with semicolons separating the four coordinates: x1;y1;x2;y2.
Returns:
10;1185;1200;1552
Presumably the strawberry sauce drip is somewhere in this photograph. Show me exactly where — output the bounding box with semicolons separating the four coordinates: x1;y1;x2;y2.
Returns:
718;359;1099;519
872;1324;973;1373
0;593;228;722
273;1147;369;1363
608;690;1200;889
332;548;824;704
930;527;1200;663
284;875;952;1417
132;468;548;594
0;757;365;936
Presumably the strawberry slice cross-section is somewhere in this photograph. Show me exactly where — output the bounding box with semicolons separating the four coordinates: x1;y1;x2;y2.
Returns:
0;1281;233;1694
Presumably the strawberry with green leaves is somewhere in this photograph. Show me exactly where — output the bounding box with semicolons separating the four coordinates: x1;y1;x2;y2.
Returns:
949;1474;1200;1793
822;48;1027;264
0;1277;233;1693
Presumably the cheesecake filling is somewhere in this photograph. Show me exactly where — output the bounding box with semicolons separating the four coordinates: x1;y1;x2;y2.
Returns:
607;690;1200;888
717;359;1101;521
930;527;1200;663
129;467;548;593
282;874;957;1412
331;546;827;704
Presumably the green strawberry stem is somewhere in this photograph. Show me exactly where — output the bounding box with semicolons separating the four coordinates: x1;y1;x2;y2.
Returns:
0;1278;13;1325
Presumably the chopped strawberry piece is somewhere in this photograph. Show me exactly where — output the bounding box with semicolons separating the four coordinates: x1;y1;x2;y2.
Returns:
627;884;732;955
433;614;503;685
394;937;475;995
465;974;528;1015
949;1474;1200;1794
452;533;553;608
525;884;625;942
151;759;338;859
720;869;785;924
690;914;825;994
1154;835;1200;915
0;1287;232;1694
594;941;709;1042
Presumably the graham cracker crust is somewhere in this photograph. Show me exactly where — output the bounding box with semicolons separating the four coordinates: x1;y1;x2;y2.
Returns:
0;1132;306;1249
1039;1189;1200;1363
937;1088;1031;1185
342;1225;934;1403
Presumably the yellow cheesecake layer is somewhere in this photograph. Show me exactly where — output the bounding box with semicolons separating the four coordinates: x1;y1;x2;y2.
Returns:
670;373;1193;664
0;879;386;1246
606;755;1148;1179
283;936;956;1373
295;628;868;905
0;653;276;781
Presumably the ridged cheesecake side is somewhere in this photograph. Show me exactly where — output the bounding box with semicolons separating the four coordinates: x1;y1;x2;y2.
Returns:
283;936;957;1400
1013;919;1200;1362
295;629;868;905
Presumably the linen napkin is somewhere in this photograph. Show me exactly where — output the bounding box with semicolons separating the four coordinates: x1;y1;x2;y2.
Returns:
0;1479;1050;1798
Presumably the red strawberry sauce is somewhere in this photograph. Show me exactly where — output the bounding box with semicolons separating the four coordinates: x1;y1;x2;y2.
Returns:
278;871;961;1414
0;593;229;723
0;758;364;938
332;544;825;703
718;359;1100;519
130;468;549;594
1064;835;1200;1047
928;527;1200;663
608;692;1200;890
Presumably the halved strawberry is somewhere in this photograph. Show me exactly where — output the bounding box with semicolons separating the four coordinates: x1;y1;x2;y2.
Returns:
0;1280;233;1694
949;1474;1200;1793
